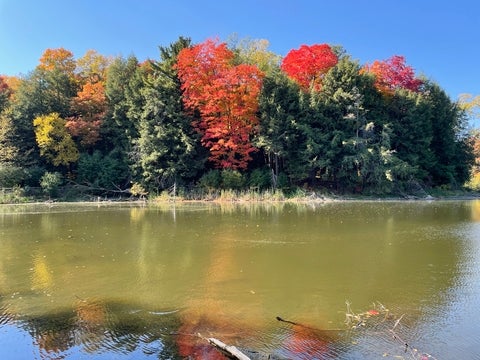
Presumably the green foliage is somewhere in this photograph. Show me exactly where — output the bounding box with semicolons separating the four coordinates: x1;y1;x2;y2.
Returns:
199;170;221;190
134;37;204;191
276;172;290;190
0;165;25;187
24;166;46;187
198;169;255;192
256;71;302;178
220;169;246;189
422;82;473;186
77;150;129;189
104;55;140;153
0;186;28;204
0;110;21;164
248;167;272;190
40;171;63;197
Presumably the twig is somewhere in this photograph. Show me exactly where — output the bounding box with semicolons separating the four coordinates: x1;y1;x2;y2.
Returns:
276;316;343;332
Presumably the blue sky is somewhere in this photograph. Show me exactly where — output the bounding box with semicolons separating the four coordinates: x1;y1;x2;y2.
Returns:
1;0;479;101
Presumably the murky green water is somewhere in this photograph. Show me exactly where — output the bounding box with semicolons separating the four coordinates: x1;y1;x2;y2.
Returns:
0;200;479;359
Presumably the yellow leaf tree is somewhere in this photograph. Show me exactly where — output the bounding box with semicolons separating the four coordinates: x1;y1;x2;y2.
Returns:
33;113;79;166
459;93;480;119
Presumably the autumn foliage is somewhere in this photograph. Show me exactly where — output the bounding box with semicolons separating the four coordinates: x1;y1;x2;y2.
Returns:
0;38;473;197
362;55;423;95
66;81;106;147
0;76;11;110
281;44;338;91
38;48;76;75
0;76;10;95
33;113;79;166
176;39;264;169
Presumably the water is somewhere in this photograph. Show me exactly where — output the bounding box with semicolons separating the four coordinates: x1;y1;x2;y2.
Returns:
0;200;479;359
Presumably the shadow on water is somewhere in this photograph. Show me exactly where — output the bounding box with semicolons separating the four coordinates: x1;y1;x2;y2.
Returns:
0;298;347;360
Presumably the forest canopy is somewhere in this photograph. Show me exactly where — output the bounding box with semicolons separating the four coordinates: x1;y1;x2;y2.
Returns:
0;36;476;198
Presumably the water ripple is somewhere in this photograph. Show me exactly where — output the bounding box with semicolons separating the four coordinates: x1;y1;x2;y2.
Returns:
0;304;14;326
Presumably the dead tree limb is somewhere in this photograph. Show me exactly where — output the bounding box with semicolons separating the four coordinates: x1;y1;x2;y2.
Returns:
207;337;251;360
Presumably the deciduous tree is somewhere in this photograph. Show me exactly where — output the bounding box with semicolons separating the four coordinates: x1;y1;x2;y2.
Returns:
33;113;79;167
362;55;422;95
281;44;338;91
176;39;264;169
76;49;111;83
38;48;76;75
0;76;11;113
67;81;106;147
228;36;281;74
459;93;480;120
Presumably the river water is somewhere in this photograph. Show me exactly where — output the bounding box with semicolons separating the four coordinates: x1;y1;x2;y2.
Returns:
0;200;479;359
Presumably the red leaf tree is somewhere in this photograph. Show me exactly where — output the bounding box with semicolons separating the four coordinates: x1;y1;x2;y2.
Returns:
176;39;264;169
362;55;423;95
281;44;338;91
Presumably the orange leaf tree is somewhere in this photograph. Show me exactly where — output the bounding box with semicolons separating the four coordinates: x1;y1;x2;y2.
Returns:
281;44;338;91
362;55;423;95
0;76;11;112
66;50;111;148
176;39;264;170
38;48;76;76
66;81;106;147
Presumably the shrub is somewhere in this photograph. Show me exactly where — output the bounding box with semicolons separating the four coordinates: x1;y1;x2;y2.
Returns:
130;182;148;198
466;173;480;191
0;164;25;187
198;170;221;190
77;150;129;189
24;166;46;187
40;172;63;198
276;172;290;190
248;167;272;190
221;169;245;189
0;185;27;204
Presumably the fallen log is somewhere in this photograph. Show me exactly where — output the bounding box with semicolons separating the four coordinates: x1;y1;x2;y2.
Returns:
207;337;251;360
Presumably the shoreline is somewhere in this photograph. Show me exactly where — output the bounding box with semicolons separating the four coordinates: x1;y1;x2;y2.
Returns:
1;191;479;207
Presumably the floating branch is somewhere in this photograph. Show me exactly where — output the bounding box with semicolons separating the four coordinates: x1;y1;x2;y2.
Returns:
207;337;251;360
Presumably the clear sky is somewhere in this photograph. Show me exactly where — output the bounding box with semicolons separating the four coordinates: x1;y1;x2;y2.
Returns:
1;0;479;100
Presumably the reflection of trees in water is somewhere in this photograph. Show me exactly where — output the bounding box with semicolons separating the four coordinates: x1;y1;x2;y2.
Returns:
471;199;480;222
16;300;182;359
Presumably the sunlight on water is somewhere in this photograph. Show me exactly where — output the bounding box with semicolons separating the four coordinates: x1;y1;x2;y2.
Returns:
0;201;479;359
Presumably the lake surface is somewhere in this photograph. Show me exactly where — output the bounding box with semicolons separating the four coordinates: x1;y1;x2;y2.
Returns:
0;200;479;359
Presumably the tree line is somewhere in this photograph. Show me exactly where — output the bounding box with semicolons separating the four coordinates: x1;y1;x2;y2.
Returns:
0;36;475;198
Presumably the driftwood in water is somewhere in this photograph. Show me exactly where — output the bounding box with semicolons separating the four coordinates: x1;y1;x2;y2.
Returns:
207;337;251;360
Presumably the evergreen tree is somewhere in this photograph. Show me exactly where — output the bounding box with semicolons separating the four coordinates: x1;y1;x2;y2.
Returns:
387;89;434;182
104;55;140;152
134;37;205;191
257;71;301;185
102;55;140;186
423;81;473;186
